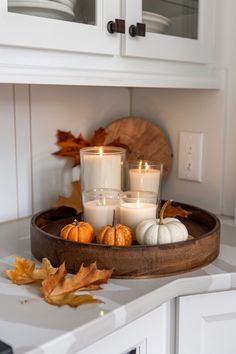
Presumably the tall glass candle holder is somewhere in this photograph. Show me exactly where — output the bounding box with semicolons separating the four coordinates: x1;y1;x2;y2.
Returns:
83;188;121;234
119;191;158;235
125;160;163;197
80;146;126;192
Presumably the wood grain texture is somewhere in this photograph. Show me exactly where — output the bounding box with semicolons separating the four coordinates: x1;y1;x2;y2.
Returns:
30;202;220;278
104;116;172;178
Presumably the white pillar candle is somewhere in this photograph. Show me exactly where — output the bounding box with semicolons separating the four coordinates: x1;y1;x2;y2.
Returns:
129;162;161;193
83;200;120;234
120;202;156;234
82;147;122;191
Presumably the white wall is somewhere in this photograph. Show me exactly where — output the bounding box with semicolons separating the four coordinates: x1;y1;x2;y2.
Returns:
0;84;130;222
214;0;236;217
131;88;225;214
30;85;130;212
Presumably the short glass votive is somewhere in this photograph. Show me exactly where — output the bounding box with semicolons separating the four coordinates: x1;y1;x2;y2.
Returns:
119;191;158;235
125;160;163;196
80;146;126;192
82;189;121;235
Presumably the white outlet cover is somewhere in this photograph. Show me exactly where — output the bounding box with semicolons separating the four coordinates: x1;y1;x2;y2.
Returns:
178;131;203;182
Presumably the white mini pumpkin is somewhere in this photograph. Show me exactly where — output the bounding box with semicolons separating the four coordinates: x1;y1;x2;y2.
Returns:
136;200;189;245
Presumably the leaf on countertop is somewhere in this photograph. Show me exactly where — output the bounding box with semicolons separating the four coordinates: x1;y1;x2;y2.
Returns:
6;256;58;285
41;262;113;298
53;180;83;214
52;128;130;166
44;293;103;307
163;202;192;218
7;256;112;308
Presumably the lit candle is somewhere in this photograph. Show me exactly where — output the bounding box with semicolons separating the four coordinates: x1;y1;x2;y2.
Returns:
129;161;161;193
81;147;125;191
120;193;156;234
83;189;120;234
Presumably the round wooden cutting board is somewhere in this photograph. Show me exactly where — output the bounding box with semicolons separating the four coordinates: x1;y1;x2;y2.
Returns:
104;116;172;178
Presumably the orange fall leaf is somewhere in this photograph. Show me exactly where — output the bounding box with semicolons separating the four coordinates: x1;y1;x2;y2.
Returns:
6;256;58;285
163;203;192;218
41;261;113;298
6;256;112;308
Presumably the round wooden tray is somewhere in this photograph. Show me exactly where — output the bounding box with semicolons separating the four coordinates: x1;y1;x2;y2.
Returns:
30;203;220;278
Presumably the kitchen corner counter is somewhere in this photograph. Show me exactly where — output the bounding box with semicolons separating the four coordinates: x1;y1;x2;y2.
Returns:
0;216;236;354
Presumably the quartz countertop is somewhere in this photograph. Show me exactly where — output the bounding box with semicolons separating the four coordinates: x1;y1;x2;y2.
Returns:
1;216;236;354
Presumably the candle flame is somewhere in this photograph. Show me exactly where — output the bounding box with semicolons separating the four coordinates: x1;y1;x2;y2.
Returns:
145;162;149;171
136;192;140;208
99;147;103;157
138;160;142;173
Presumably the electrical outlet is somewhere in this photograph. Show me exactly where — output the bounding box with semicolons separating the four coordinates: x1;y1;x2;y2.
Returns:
178;131;203;182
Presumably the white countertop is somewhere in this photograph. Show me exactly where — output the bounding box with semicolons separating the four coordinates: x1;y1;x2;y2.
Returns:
1;216;236;354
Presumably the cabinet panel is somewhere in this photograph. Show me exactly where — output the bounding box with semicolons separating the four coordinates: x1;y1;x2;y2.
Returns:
0;0;219;88
123;0;214;63
0;0;120;55
177;290;236;354
78;302;173;354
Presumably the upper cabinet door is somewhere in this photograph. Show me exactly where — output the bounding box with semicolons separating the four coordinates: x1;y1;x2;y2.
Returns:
123;0;215;63
0;0;120;55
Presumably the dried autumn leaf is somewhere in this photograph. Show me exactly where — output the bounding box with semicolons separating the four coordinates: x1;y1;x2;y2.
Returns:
53;181;83;214
45;293;102;308
163;202;192;218
6;256;58;285
41;262;67;297
52;128;130;166
89;128;108;146
6;257;111;308
41;262;113;298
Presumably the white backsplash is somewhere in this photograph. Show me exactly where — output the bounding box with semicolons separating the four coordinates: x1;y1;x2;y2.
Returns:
0;82;233;222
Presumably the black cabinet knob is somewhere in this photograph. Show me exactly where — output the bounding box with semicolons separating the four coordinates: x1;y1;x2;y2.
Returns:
107;19;125;34
129;23;146;37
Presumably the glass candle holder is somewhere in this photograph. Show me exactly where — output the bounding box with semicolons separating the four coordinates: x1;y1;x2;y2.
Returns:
82;188;121;235
119;191;158;235
80;146;126;192
125;160;163;197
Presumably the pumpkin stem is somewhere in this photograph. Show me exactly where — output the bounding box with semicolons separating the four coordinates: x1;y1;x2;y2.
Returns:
159;200;172;225
73;219;80;226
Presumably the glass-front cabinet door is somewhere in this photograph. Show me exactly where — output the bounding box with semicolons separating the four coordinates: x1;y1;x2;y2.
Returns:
123;0;215;63
0;0;120;55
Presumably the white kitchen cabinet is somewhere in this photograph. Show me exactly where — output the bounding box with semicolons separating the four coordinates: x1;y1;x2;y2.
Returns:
0;0;220;88
177;290;236;354
78;301;174;354
0;1;120;55
123;0;214;63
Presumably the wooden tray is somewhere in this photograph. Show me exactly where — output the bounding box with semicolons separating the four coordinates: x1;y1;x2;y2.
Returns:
30;203;220;278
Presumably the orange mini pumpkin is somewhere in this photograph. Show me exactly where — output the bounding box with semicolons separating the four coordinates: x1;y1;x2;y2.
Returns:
60;219;94;243
96;224;132;246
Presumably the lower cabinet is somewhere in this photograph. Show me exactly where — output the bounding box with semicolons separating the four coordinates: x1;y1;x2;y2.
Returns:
78;289;236;354
177;289;236;354
78;301;174;354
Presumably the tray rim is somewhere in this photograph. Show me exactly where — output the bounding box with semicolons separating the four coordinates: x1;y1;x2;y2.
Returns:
30;201;221;250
